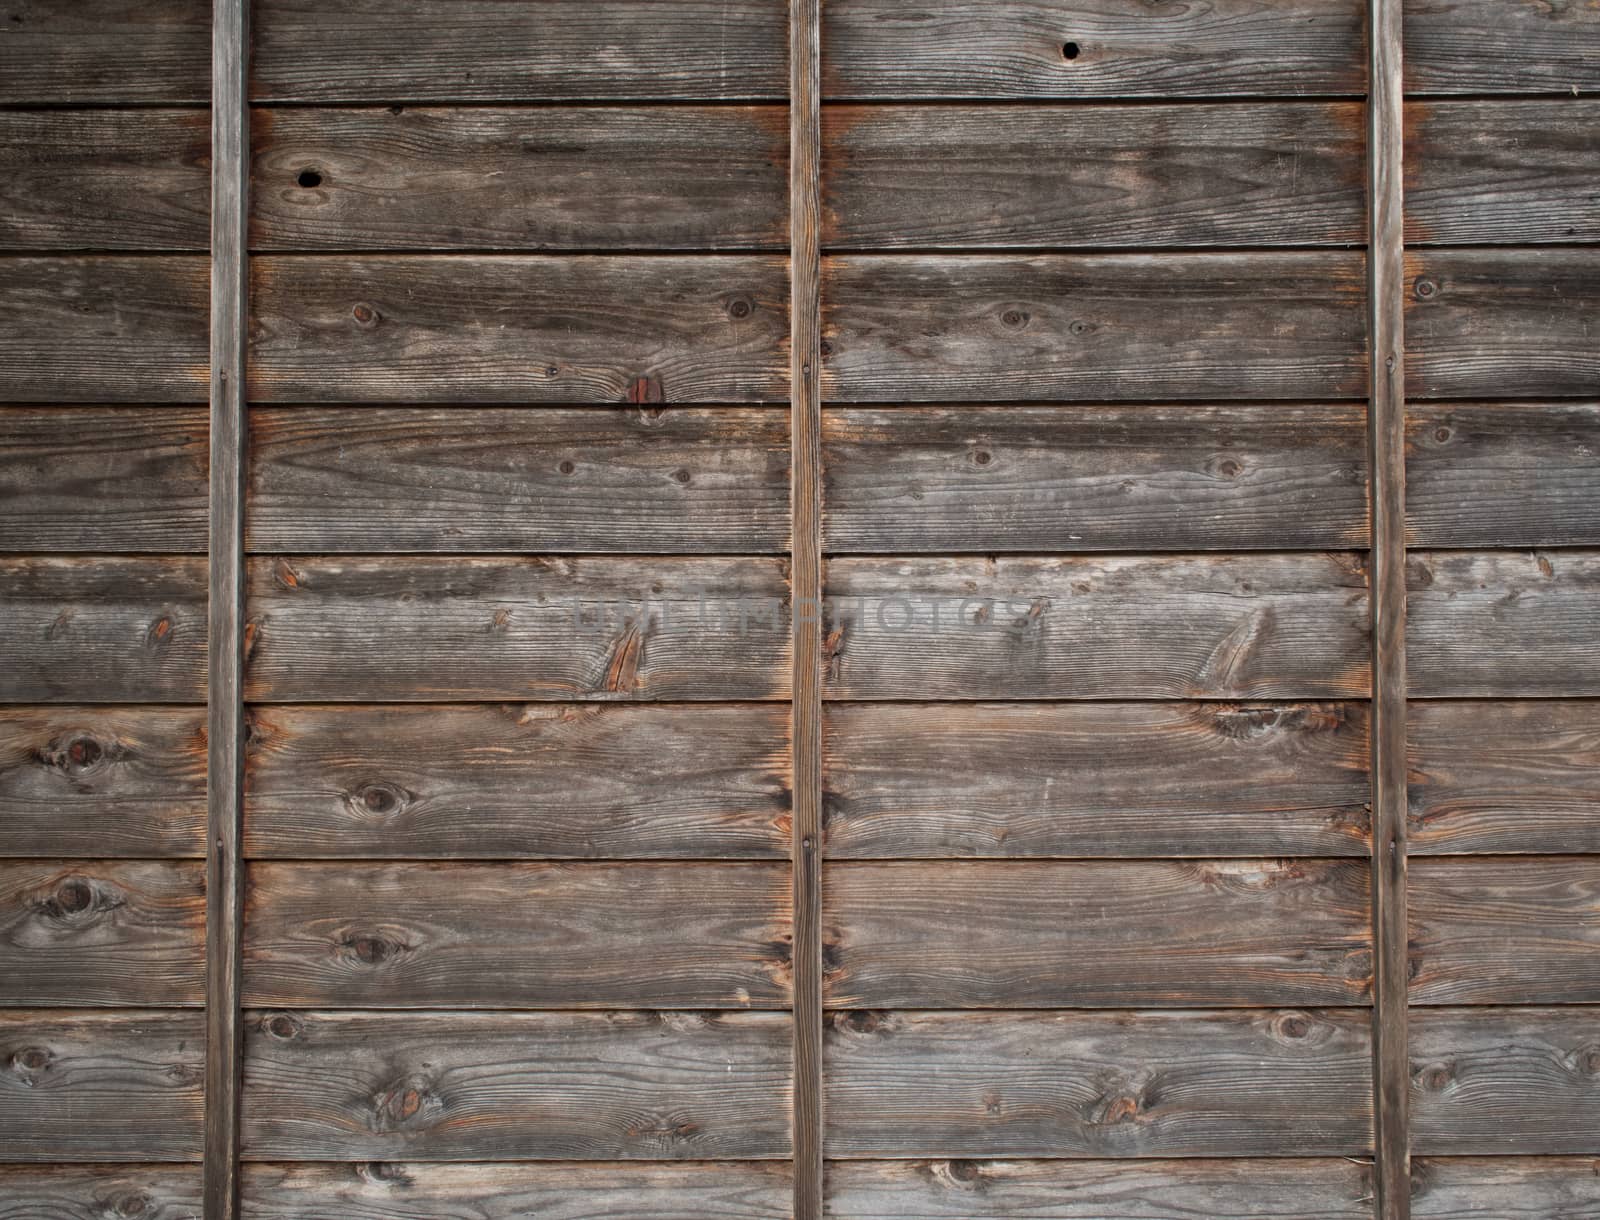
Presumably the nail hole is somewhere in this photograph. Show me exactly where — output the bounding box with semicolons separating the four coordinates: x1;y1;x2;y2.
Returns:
1061;41;1081;60
296;168;323;189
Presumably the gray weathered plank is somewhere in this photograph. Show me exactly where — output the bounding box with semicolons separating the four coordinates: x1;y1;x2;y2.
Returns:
0;1165;202;1220
0;0;210;103
1411;1158;1600;1219
1405;0;1600;95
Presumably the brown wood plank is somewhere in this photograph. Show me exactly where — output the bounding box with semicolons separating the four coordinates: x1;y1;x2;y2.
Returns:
822;554;1370;701
821;254;1367;402
252;107;787;252
823;1009;1372;1158
1411;1158;1600;1218
1409;700;1600;855
825;702;1371;858
823;104;1364;249
244;703;789;859
0;1165;202;1219
249;255;788;403
247;407;789;554
822;0;1365;99
1406;251;1600;401
242;861;792;1009
1405;0;1600;95
822;405;1368;554
0;0;209;103
0;557;207;704
0;408;208;552
0;1011;204;1161
240;1010;792;1160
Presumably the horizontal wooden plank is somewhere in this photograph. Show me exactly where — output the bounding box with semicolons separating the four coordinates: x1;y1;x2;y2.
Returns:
1406;102;1600;245
1408;551;1600;698
251;0;787;102
0;1010;203;1160
0;558;207;704
1405;0;1600;95
241;1010;792;1160
0;861;204;1006
825;701;1371;858
824;1009;1372;1158
823;405;1368;553
249;256;788;403
823;554;1370;700
1409;700;1600;855
244;703;789;859
0;407;207;552
0;0;209;103
1406;251;1600;400
247;407;789;553
1411;1008;1600;1155
0;1165;201;1220
252;106;787;251
244;556;790;702
822;0;1365;98
821;254;1367;402
823;103;1364;249
242;861;791;1008
1411;1157;1600;1219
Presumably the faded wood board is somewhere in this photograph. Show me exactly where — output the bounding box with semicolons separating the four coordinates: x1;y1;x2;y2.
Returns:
822;405;1368;553
821;254;1367;402
249;256;788;403
243;556;791;702
822;554;1370;701
1411;1157;1600;1218
822;104;1364;249
0;1165;202;1220
240;1010;793;1160
0;0;210;103
823;1009;1372;1158
1405;0;1600;94
247;407;789;554
252;107;787;251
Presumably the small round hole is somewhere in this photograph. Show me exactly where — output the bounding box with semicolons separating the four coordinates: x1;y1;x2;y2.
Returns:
296;168;323;189
1061;40;1081;60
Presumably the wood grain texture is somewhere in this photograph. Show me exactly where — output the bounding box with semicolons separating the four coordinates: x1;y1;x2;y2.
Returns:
0;408;208;552
1409;700;1600;855
825;701;1371;858
241;1010;792;1160
1406;251;1600;400
823;103;1364;249
821;0;1365;98
244;703;789;859
1411;1158;1600;1219
1405;0;1600;94
250;0;787;102
822;405;1368;553
0;1010;204;1160
243;556;791;702
0;259;209;403
822;554;1370;701
0;860;204;1005
0;0;209;103
252;107;786;251
249;256;788;403
821;254;1367;402
247;407;789;554
241;861;792;1009
823;1009;1372;1158
0;1165;201;1220
0;557;207;704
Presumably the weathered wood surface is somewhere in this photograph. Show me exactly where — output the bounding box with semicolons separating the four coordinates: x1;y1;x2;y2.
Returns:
1410;1008;1600;1155
253;107;786;251
0;0;209;103
825;859;1371;1008
821;254;1367;402
1406;251;1600;400
242;861;792;1008
822;405;1367;553
1405;0;1600;94
823;104;1363;249
1411;1158;1600;1219
0;1165;202;1220
244;556;790;702
0;1011;204;1160
249;256;787;403
244;703;789;859
0;408;208;552
1407;551;1600;698
0;259;209;403
0;708;206;858
0;860;204;1005
250;0;787;102
241;1010;792;1160
822;554;1370;700
248;407;789;553
1409;700;1600;855
823;1009;1372;1157
821;0;1366;98
825;701;1370;858
0;557;207;703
